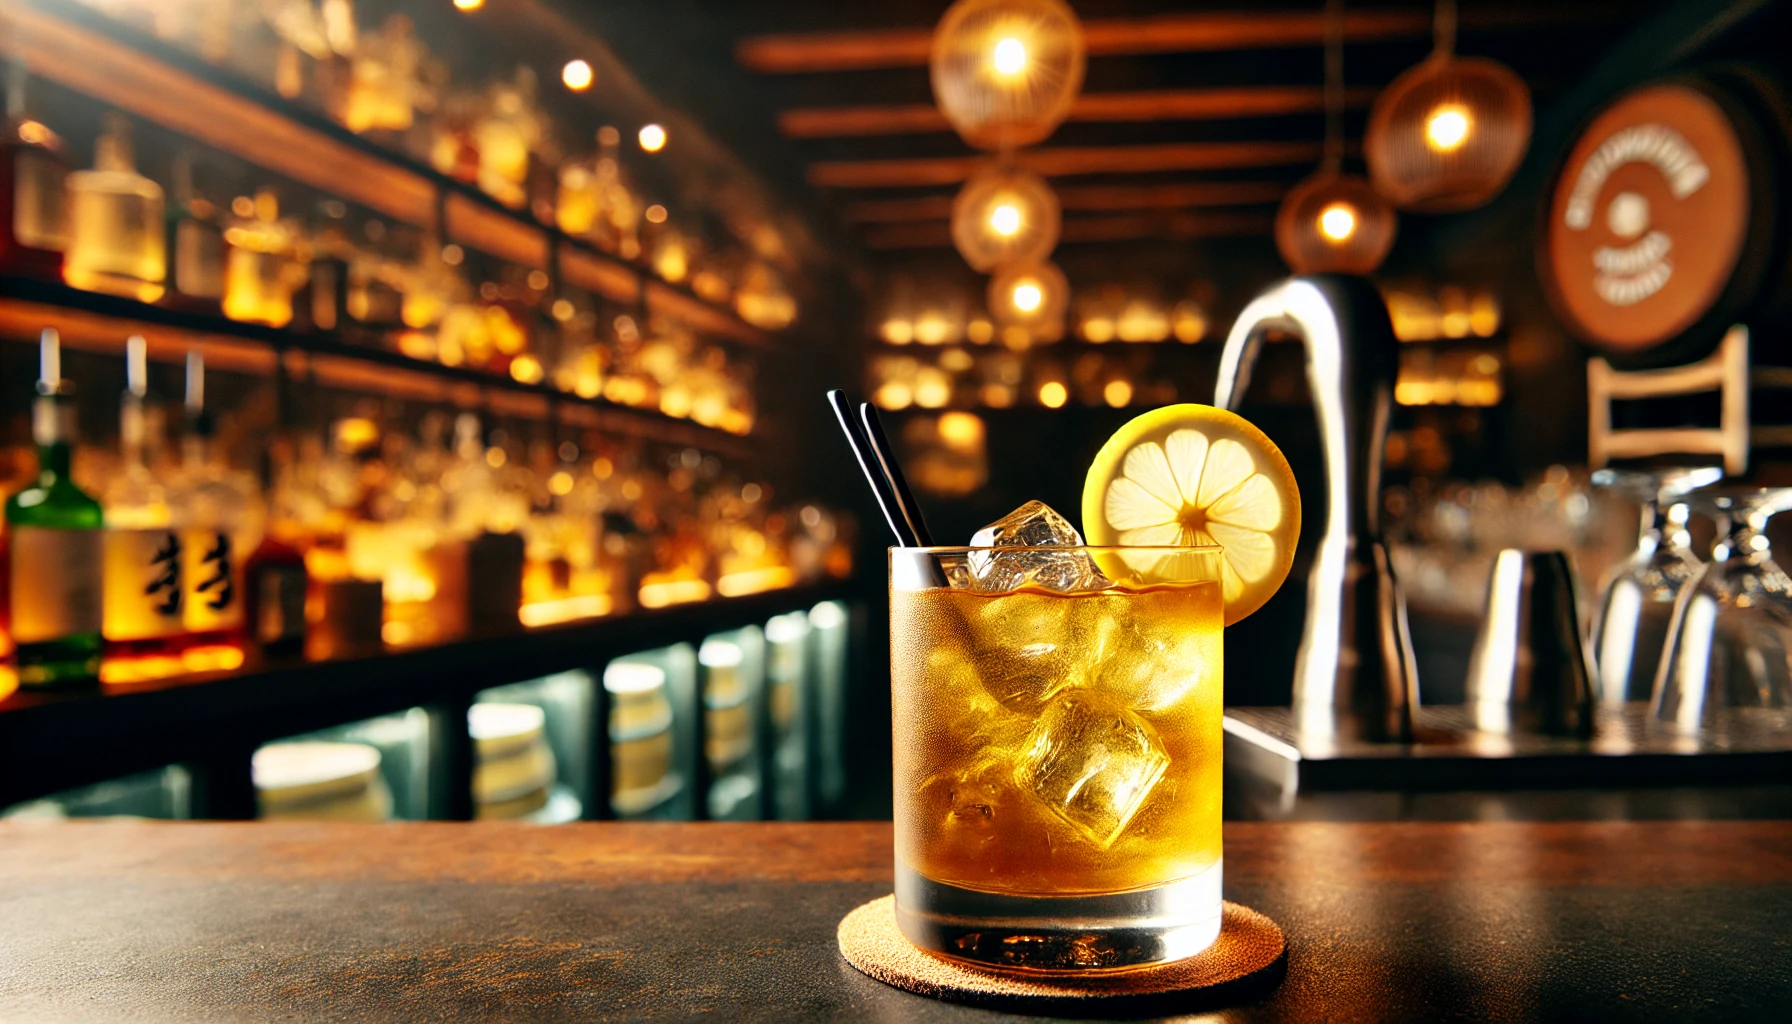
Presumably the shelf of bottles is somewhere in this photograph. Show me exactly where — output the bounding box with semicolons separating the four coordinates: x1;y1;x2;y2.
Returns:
0;0;805;446
0;327;854;695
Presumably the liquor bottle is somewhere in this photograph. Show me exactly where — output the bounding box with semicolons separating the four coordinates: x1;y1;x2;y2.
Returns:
296;207;352;334
342;13;418;135
101;335;185;658
222;189;302;327
163;149;226;313
242;443;308;658
63;113;166;303
473;67;540;210
173;352;260;647
0;56;70;278
4;330;103;685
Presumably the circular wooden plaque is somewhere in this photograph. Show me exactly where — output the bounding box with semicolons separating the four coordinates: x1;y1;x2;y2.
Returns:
1543;82;1754;359
838;895;1286;1012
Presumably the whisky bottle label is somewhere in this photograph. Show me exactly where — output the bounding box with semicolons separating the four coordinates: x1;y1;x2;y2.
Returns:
102;528;184;640
8;526;103;643
182;528;244;632
255;564;308;645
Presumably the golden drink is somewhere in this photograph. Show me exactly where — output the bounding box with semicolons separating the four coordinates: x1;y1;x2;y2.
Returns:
889;546;1225;972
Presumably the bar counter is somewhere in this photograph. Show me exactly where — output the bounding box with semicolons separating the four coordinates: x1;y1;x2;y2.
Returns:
1;820;1787;1021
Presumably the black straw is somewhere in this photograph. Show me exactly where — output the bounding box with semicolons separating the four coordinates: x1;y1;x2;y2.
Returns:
827;390;917;547
860;403;934;547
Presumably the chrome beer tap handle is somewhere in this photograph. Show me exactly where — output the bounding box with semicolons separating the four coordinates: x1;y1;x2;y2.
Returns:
1215;275;1419;743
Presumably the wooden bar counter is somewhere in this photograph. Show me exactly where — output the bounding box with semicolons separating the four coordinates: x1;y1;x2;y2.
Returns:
0;820;1787;1021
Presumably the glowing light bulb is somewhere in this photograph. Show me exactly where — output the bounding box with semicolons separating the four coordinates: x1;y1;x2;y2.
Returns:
1011;281;1043;313
453;0;484;10
638;124;667;153
1425;104;1471;152
562;60;593;91
992;37;1028;76
1318;203;1357;242
1038;381;1067;408
989;202;1023;237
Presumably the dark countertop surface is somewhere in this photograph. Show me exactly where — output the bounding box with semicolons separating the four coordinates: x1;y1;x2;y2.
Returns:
0;820;1788;1022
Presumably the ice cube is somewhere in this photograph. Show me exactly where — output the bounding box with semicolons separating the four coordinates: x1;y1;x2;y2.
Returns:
968;589;1111;712
967;501;1111;593
1088;591;1221;712
1014;690;1169;847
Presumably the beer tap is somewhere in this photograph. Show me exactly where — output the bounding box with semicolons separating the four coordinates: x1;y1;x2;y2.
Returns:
1215;275;1419;743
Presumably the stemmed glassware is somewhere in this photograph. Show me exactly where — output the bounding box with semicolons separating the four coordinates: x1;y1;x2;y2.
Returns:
1652;487;1792;734
1590;467;1723;703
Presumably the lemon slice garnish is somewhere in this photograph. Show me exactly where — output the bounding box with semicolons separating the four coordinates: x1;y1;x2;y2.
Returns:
1082;404;1300;625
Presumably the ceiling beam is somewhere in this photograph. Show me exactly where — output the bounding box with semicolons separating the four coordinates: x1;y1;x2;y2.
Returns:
810;141;1323;188
844;181;1288;223
862;211;1275;249
737;7;1612;74
778;85;1377;138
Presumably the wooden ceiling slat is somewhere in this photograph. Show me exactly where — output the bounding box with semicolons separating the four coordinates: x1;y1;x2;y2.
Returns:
861;211;1275;248
737;7;1610;74
811;141;1321;188
779;86;1376;138
844;181;1288;223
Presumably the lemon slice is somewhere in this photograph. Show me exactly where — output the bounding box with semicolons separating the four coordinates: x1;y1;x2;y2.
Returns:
1082;404;1299;624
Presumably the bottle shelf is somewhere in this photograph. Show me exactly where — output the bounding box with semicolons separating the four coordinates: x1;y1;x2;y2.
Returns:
0;274;753;456
0;581;854;815
7;0;779;352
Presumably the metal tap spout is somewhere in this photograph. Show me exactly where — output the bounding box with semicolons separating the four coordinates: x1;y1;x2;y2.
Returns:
1215;275;1419;743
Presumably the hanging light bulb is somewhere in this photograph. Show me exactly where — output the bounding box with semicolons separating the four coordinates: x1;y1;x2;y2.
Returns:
992;37;1028;76
1318;202;1358;241
1277;0;1397;275
1424;104;1471;151
1366;0;1531;212
988;259;1068;340
989;203;1022;236
951;162;1059;271
931;0;1085;150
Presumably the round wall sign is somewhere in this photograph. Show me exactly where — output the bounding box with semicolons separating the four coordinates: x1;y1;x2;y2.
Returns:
1543;82;1755;360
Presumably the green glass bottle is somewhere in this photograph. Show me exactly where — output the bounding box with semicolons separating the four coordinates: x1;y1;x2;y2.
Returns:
6;328;103;685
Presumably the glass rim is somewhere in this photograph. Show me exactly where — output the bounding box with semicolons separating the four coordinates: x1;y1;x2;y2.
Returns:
890;544;1224;554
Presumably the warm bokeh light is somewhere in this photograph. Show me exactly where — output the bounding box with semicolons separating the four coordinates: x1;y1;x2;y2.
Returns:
1318;202;1358;242
1104;380;1133;407
644;204;668;224
1424;103;1472;152
638;123;667;152
562;59;593;91
1038;381;1068;408
937;411;985;449
989;202;1023;237
1011;281;1043;313
991;36;1028;76
453;0;484;10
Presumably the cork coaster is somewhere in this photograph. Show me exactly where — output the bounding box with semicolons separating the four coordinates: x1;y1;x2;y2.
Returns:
838;895;1285;1013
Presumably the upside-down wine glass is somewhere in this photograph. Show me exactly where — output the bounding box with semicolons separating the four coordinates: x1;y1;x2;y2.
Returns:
1651;487;1792;735
1590;467;1722;703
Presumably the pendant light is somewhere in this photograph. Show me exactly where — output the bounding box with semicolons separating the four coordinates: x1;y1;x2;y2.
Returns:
1365;0;1531;212
951;161;1061;272
931;0;1085;151
1276;0;1396;275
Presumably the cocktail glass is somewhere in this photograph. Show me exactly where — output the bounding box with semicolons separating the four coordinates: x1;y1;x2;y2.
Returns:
890;545;1224;973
